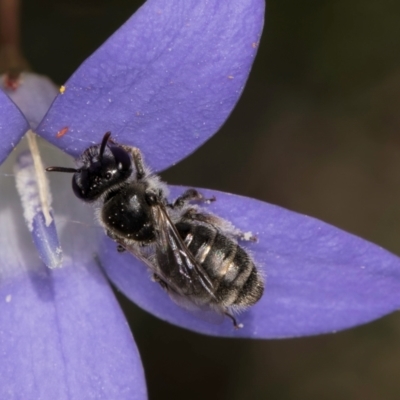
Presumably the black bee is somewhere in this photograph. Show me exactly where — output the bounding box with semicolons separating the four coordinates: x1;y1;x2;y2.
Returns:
46;132;264;328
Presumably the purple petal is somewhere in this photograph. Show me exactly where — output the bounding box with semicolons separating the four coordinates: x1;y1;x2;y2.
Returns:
1;72;58;129
0;261;147;399
0;88;28;164
101;186;400;338
37;0;265;171
0;152;146;399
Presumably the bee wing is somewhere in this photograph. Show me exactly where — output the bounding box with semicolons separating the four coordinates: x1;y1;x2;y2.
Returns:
151;204;216;299
117;239;160;275
120;231;223;323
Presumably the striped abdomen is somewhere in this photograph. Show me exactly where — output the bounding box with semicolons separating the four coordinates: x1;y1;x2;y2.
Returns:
175;221;264;309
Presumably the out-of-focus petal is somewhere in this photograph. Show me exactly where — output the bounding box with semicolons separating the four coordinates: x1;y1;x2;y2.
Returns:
101;186;400;339
0;151;146;399
37;0;265;171
1;72;58;129
0;88;28;164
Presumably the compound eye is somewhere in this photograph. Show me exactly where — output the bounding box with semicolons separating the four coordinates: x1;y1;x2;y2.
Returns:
109;145;131;171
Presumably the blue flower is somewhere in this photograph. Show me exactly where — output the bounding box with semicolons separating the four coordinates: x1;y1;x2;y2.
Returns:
1;0;400;398
0;81;146;396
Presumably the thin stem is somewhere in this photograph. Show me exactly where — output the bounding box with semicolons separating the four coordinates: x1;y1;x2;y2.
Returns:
0;0;20;46
0;0;29;72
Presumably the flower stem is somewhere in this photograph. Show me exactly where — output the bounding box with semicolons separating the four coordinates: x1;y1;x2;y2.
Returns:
0;0;29;72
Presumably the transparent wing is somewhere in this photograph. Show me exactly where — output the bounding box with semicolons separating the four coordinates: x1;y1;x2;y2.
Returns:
115;203;216;301
116;239;160;275
151;204;216;299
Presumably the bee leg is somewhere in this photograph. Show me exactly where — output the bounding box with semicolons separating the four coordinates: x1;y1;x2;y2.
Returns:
117;244;126;253
152;274;169;291
104;229;130;252
183;208;226;229
184;209;258;242
118;144;146;181
172;189;216;209
221;227;257;243
106;229;118;240
110;137;146;180
236;231;258;242
224;312;244;329
172;189;201;208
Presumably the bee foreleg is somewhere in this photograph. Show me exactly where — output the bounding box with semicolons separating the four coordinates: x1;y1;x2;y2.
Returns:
172;189;216;209
118;144;146;181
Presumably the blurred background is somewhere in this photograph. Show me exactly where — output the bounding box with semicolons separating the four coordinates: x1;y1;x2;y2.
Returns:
14;0;400;398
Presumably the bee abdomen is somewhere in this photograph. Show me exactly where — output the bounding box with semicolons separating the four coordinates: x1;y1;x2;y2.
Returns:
232;266;264;307
176;221;263;308
212;243;263;308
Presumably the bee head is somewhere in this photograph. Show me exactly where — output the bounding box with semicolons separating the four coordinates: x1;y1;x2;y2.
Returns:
46;132;132;202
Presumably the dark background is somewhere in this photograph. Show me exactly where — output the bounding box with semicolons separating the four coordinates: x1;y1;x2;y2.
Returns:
20;0;400;399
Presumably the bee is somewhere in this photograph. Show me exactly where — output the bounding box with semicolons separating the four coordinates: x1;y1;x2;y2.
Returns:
46;132;264;328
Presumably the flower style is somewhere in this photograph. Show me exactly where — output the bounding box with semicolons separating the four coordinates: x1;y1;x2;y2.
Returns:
1;0;400;398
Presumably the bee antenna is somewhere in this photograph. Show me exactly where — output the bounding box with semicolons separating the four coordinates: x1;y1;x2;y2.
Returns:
99;131;112;160
46;167;80;173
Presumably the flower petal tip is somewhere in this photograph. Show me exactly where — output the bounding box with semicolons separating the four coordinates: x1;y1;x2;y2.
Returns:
32;212;63;269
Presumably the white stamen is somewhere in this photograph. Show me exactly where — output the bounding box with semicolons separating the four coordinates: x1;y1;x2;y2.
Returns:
15;151;41;231
14;146;63;269
26;130;52;226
